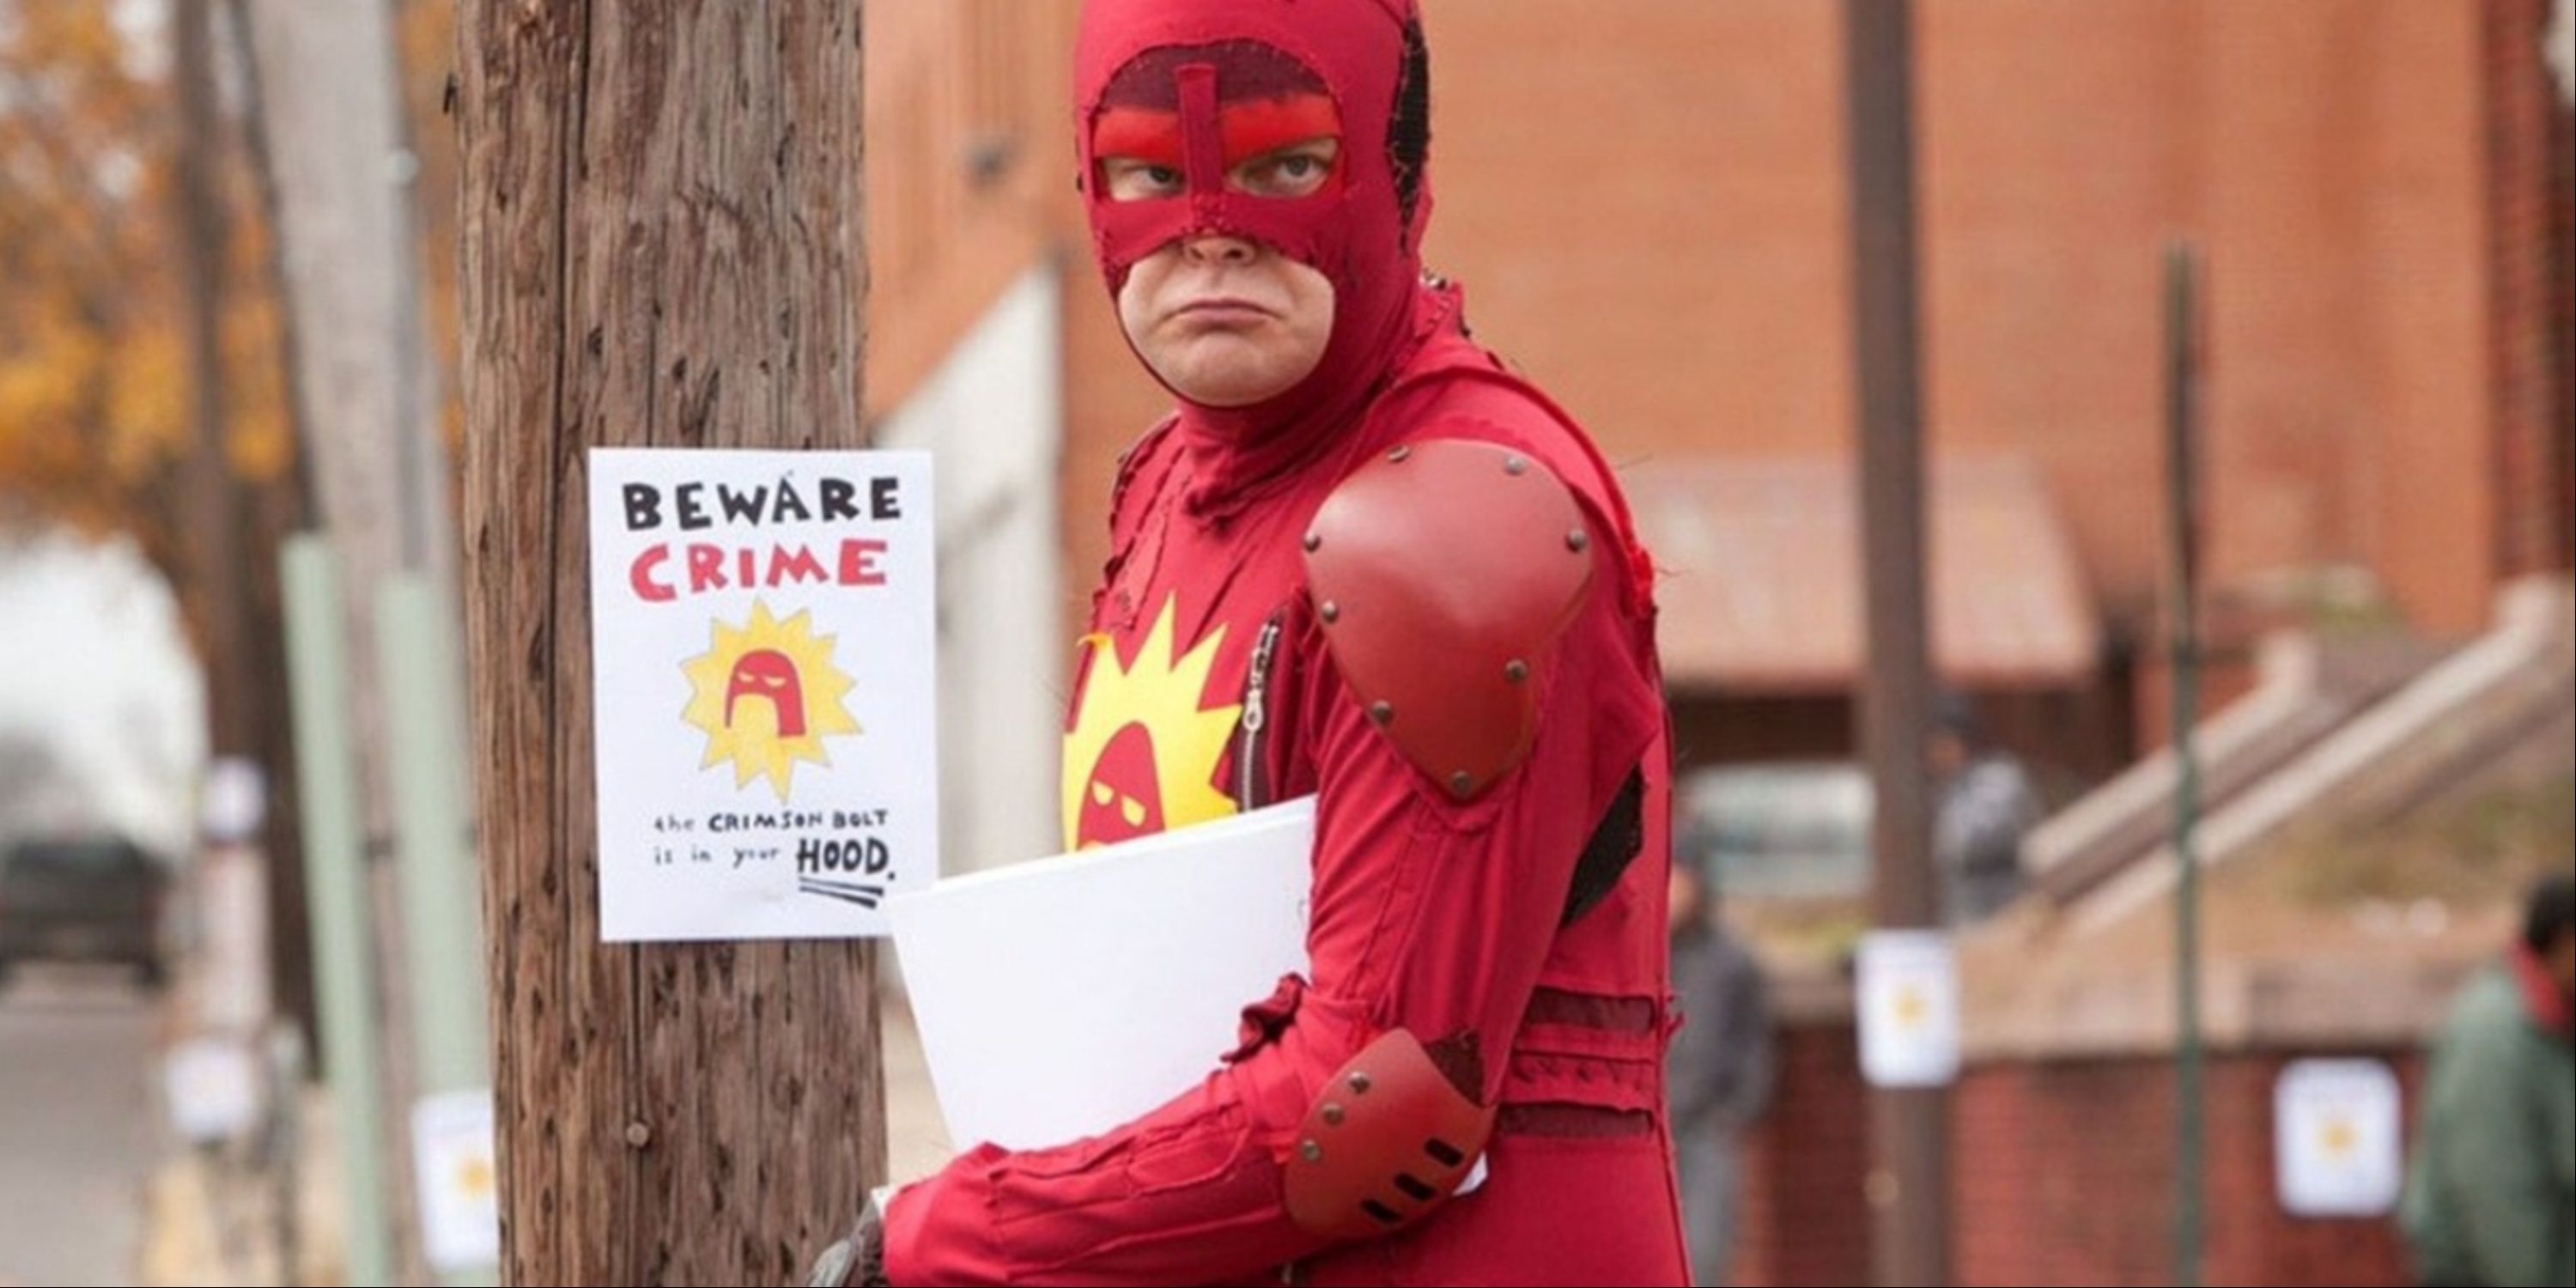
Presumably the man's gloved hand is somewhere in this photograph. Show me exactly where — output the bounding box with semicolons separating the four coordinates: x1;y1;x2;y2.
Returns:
802;1193;888;1288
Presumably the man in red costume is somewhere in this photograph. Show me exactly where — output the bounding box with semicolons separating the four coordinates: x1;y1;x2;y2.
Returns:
817;1;1687;1282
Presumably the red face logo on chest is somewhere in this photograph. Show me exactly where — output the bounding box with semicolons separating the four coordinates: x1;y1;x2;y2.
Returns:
1077;723;1167;849
1061;595;1245;849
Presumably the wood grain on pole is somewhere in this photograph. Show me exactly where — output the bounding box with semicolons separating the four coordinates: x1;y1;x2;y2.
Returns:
457;3;881;1283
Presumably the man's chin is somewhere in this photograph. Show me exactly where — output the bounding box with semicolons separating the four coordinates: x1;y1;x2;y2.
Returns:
1156;346;1297;407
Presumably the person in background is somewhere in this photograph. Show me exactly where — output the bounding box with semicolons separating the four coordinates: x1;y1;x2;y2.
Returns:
1667;844;1773;1287
2401;873;2575;1288
1929;693;2041;925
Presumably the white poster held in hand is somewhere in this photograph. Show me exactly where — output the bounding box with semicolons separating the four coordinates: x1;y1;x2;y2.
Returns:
2274;1059;2403;1218
412;1091;501;1273
1857;929;1961;1088
889;799;1315;1153
588;449;938;943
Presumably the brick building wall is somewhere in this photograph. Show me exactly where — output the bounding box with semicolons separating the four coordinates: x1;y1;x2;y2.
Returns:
1731;1018;1873;1288
862;0;1080;426
1954;1052;2424;1287
2487;0;2576;580
1719;1009;2430;1287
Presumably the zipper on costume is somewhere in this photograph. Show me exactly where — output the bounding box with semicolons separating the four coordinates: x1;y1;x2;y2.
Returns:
1236;611;1285;811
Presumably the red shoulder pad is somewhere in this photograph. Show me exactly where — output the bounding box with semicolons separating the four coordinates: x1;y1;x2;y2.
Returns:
1302;438;1596;800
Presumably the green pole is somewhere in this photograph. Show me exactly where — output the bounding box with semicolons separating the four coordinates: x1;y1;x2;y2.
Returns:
283;536;396;1288
2166;241;2208;1288
380;574;497;1286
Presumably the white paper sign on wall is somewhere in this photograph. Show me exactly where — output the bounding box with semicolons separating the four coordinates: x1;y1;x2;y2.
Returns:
588;449;939;943
1857;929;1961;1089
2275;1058;2403;1218
411;1091;501;1273
165;1037;262;1145
200;756;266;844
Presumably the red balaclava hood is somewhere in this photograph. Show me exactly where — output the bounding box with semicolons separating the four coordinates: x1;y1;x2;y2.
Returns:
1075;0;1438;512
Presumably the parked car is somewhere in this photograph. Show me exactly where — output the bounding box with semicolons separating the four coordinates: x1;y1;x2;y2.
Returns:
0;835;170;987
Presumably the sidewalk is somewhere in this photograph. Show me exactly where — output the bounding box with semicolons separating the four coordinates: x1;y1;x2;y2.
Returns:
138;1089;340;1288
137;987;944;1285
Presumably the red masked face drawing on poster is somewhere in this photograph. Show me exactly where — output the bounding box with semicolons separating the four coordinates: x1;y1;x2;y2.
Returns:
726;648;810;738
682;599;860;802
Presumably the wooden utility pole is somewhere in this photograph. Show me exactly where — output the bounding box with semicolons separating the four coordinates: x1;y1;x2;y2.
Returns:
173;0;257;762
1845;2;1953;1285
458;4;882;1283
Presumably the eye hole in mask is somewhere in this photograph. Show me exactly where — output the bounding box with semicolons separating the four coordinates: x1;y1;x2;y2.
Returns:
1091;41;1346;204
1097;135;1342;203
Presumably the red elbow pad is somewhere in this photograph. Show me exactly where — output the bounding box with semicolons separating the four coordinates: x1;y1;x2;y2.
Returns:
1282;1028;1498;1242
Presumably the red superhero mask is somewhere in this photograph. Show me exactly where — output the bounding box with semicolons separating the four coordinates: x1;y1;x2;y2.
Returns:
725;649;808;738
1076;0;1437;492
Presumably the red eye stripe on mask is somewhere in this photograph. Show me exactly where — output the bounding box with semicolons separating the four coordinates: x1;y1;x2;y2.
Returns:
1093;106;1187;168
1093;92;1344;191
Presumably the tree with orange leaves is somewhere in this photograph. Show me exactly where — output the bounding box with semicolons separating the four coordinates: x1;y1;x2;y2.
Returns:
2;0;320;1042
0;2;296;582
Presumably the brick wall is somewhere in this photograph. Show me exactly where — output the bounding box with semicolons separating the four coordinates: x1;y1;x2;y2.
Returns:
2487;0;2576;580
1732;1018;1872;1288
1717;1012;2429;1286
861;0;1080;421
1955;1052;2425;1288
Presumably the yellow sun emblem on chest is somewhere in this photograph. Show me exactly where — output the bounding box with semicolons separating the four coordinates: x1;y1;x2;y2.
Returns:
1062;596;1242;850
680;599;860;802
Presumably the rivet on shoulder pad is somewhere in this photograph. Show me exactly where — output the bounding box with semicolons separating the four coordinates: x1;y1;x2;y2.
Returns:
1504;455;1528;477
1388;445;1413;463
1320;600;1341;624
1567;528;1591;553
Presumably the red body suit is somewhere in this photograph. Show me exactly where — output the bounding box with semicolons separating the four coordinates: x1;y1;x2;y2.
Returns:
883;2;1687;1282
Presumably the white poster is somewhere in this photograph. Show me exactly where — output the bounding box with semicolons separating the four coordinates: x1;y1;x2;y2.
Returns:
888;800;1315;1153
199;756;266;844
588;449;938;942
2275;1059;2403;1218
411;1091;501;1273
1857;929;1961;1089
164;1037;262;1145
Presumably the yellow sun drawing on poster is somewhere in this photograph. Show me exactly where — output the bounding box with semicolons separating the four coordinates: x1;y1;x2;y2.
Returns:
1061;596;1242;851
680;600;860;801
